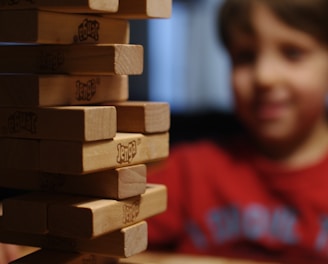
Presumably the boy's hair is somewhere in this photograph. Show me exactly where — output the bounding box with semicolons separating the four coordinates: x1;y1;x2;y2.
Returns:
218;0;328;49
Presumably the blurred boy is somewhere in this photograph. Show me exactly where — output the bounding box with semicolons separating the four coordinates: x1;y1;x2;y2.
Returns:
148;0;328;263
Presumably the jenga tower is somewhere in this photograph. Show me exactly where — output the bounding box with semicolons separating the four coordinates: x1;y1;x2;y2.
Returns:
0;0;172;263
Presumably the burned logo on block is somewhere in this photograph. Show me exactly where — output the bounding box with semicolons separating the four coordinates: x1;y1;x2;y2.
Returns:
75;79;97;101
117;140;137;164
123;198;141;224
40;50;65;71
8;111;37;134
75;18;100;43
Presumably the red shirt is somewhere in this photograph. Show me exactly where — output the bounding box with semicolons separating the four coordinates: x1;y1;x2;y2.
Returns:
147;140;328;263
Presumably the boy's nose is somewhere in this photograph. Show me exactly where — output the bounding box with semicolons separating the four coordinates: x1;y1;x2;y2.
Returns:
254;53;280;89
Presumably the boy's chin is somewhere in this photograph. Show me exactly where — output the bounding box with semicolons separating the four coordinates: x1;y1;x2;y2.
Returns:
250;125;296;148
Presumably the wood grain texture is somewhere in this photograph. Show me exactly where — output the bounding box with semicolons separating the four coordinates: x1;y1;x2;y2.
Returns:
0;218;148;258
111;101;170;133
48;184;167;238
0;106;116;141
0;0;119;13
0;165;147;199
40;132;169;174
0;44;143;75
0;10;129;44
0;75;129;107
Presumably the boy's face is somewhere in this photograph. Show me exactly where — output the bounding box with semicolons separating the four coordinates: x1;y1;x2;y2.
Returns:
230;3;328;149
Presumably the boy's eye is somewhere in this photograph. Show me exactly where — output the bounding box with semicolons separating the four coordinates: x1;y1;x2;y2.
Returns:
232;49;256;65
281;45;305;62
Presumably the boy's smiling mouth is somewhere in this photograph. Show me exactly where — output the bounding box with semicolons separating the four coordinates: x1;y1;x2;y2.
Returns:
254;100;290;121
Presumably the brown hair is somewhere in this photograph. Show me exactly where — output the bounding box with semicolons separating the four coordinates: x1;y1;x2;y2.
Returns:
218;0;328;49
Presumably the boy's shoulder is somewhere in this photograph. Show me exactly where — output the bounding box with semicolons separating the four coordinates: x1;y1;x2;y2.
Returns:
170;136;250;167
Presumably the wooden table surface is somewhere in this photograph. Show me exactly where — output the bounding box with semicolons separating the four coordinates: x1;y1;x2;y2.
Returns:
13;246;278;264
122;252;278;264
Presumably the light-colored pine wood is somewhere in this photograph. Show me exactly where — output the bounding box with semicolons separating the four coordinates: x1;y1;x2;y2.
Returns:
109;0;172;19
0;44;143;75
0;164;147;199
0;133;168;174
0;75;129;107
0;218;148;258
0;10;129;44
48;184;167;238
0;138;39;171
111;101;170;133
0;106;116;141
0;0;119;13
10;250;120;264
40;132;169;174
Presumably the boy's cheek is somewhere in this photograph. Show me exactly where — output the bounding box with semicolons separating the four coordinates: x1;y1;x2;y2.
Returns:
232;67;254;92
232;67;252;86
232;71;254;105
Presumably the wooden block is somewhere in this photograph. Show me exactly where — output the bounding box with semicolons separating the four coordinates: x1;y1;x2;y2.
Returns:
2;192;71;234
0;0;172;18
0;0;119;13
10;250;120;264
0;75;129;107
0;133;168;174
41;132;169;174
48;184;167;238
0;184;165;238
0;106;116;141
0;138;39;171
0;164;147;199
0;220;148;258
14;106;117;141
111;101;170;133
0;44;143;75
109;0;172;19
0;10;129;44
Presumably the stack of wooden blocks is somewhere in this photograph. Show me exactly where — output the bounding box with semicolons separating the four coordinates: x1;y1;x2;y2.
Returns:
0;0;171;263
